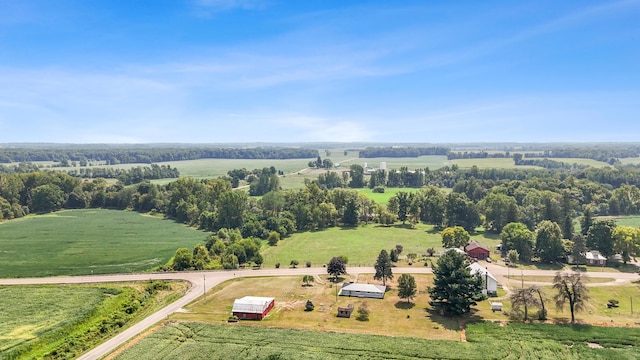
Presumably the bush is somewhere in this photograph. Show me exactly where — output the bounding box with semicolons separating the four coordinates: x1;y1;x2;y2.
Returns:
228;316;239;322
305;300;315;311
275;262;281;269
372;186;385;193
356;301;370;321
306;261;312;268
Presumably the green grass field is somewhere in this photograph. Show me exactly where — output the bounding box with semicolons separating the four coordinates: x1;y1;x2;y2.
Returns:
156;158;314;179
356;187;421;204
1;281;187;360
602;215;640;227
0;209;208;277
112;321;640;360
261;223;501;267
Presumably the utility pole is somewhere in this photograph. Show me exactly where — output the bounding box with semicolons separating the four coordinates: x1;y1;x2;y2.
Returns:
203;274;206;300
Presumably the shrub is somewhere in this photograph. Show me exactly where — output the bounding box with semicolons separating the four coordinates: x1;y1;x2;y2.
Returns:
356;301;370;321
275;262;281;268
305;300;315;312
306;261;312;268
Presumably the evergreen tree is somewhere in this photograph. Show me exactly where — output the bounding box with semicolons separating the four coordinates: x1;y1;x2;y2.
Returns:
580;207;593;236
373;250;393;286
428;250;483;316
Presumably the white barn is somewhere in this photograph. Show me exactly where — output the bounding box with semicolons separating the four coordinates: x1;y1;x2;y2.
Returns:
468;262;498;295
338;283;386;299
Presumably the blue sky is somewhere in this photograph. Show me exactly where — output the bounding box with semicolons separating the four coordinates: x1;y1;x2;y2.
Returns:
0;0;639;143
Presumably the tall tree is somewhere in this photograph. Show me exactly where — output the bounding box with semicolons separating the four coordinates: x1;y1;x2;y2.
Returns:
553;271;590;323
535;220;564;263
444;192;481;232
500;222;534;263
373;250;393;286
479;192;518;233
580;207;593;236
586;219;616;257
216;190;248;230
327;256;347;282
428;250;483;316
397;274;417;303
571;235;587;266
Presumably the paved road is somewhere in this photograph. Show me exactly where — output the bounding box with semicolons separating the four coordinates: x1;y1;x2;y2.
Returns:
0;265;636;359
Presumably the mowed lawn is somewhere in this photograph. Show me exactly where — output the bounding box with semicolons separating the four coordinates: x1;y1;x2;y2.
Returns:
261;223;501;267
0;209;208;277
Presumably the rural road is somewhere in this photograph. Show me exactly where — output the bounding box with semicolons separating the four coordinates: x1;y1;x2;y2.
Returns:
1;265;637;359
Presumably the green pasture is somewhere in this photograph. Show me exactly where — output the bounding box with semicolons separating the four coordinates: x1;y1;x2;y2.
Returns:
357;187;421;204
0;209;208;277
261;223;500;267
602;215;640;227
113;321;640;360
619;157;640;165
1;281;187;360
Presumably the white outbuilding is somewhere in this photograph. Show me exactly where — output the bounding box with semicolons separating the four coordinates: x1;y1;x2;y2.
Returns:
338;283;386;299
468;262;498;295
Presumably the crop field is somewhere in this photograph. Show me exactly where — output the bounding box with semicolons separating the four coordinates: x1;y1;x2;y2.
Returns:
0;209;208;277
357;187;422;204
261;223;501;268
1;281;187;360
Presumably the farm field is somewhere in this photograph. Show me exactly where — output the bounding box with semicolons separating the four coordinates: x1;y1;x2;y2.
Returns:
601;215;640;227
112;321;640;360
0;209;208;277
260;223;501;268
1;281;187;360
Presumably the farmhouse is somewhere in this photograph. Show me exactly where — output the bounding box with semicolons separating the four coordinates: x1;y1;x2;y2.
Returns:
464;240;490;260
339;283;386;299
586;251;607;266
468;262;498;295
231;296;275;320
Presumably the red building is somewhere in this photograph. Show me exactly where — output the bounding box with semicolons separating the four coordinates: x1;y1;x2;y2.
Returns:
464;240;490;260
232;296;275;320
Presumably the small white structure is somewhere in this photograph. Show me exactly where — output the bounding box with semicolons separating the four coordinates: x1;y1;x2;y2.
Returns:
442;248;466;256
339;283;386;299
468;262;498;295
491;302;503;312
380;162;387;171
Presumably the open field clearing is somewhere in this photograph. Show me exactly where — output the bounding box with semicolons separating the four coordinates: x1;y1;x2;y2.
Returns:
173;274;460;340
356;187;441;204
114;275;640;360
619;157;640;165
504;275;615;284
155;158;314;179
599;215;640;227
1;281;187;360
0;209;208;277
261;223;501;268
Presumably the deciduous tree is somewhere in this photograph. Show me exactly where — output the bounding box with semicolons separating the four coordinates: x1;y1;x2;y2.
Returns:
397;274;417;303
553;271;589;323
327;256;347;282
440;226;470;248
500;222;534;262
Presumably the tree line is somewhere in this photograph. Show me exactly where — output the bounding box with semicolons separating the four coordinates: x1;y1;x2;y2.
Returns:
0;147;319;164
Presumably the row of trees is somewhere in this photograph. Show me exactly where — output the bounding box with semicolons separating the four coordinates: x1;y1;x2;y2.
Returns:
66;164;180;185
0;147;319;164
501;216;640;264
